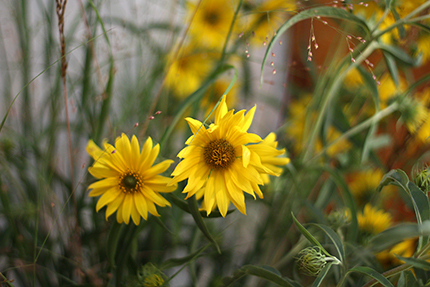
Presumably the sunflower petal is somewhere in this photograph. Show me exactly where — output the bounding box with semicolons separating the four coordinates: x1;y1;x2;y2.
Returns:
122;195;133;224
134;192;148;220
96;188;121;212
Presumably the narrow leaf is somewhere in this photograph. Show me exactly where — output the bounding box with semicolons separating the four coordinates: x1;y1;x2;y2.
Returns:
308;223;345;263
377;169;409;193
221;265;300;287
312;262;333;287
382;51;399;87
349;266;394;287
188;196;221;253
160;244;209;270
395;256;430;270
291;213;332;257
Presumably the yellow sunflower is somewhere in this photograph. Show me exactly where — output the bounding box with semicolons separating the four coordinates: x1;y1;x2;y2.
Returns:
187;0;238;49
165;45;213;99
169;95;289;216
86;134;177;225
348;168;396;207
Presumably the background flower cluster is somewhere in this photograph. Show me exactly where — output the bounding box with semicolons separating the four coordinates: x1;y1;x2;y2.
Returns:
1;0;430;286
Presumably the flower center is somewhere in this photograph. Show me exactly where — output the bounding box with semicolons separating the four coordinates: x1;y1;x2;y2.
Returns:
205;11;220;25
119;171;143;193
203;139;235;170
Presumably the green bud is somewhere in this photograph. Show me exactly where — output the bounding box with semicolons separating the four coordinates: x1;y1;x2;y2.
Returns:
137;263;167;287
326;209;350;230
413;166;430;192
297;247;340;276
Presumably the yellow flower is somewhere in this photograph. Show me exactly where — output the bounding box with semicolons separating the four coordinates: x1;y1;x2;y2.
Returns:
169;95;289;216
349;169;395;207
245;0;296;43
248;132;290;184
343;67;363;88
377;73;407;107
187;0;238;49
376;238;418;266
353;2;397;44
86;134;176;225
416;34;430;64
286;96;350;156
401;98;429;134
395;0;427;18
165;45;213;99
357;204;392;235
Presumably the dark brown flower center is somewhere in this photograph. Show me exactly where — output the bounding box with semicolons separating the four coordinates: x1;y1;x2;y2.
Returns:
203;139;235;170
119;171;143;193
205;11;220;25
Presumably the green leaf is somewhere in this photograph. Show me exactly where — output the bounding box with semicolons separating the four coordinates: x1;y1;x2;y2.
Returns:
407;181;430;222
317;166;359;242
160;244;209;270
385;0;392;8
221;265;301;287
377;43;421;66
390;6;406;39
369;221;430;252
312;262;333;287
382;51;399;87
377;169;429;234
377;169;409;193
348;266;394;287
188;196;221;254
261;6;370;84
308;223;345;263
291;213;332;258
395;256;430;270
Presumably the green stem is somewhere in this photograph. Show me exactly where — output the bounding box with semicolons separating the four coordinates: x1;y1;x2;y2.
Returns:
302;41;378;162
372;1;430;40
0;272;15;287
219;0;242;64
310;102;399;162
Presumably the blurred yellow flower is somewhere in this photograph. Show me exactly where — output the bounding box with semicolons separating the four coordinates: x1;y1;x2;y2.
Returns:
87;134;176;225
349;169;391;207
169;96;289;216
377;73;407;106
357;204;392;235
402;98;429;135
353;2;397;44
394;0;427;18
165;46;213;99
344;67;364;88
376;238;417;266
286;96;351;156
187;0;238;49
245;0;296;43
